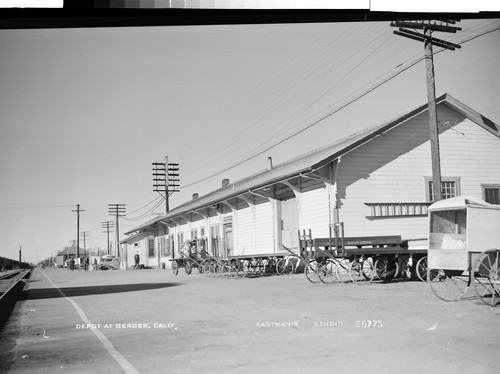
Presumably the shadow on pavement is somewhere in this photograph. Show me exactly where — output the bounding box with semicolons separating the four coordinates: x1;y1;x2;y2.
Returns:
20;282;183;300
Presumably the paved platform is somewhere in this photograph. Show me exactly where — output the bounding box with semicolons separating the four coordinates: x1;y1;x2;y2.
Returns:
1;267;499;373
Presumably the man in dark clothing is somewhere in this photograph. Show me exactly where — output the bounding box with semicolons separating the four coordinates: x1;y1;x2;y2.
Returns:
134;252;140;270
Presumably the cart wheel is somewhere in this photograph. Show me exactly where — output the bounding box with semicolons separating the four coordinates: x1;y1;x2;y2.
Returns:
276;258;294;276
374;257;399;281
473;249;500;307
335;258;352;283
399;256;414;280
305;260;321;284
318;258;337;284
223;263;236;278
172;260;179;275
416;256;428;282
185;261;192;275
428;269;469;302
349;257;375;283
205;262;214;276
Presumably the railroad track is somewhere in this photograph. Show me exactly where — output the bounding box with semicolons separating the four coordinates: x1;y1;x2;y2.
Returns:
0;269;33;332
0;269;32;300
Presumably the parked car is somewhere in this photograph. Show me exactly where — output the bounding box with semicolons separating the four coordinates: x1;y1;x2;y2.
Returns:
99;255;120;270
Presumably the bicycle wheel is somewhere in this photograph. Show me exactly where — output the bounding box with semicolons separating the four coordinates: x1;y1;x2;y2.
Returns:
172;260;179;276
318;258;337;284
416;256;428;282
305;260;321;284
473;249;500;307
374;257;399;281
428;269;469;302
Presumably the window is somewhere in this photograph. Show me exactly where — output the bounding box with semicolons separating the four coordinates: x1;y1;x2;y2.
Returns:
425;177;460;202
191;229;198;240
162;236;170;256
148;237;155;257
429;209;467;250
482;184;500;205
177;232;184;249
211;224;220;257
157;237;169;257
430;210;467;234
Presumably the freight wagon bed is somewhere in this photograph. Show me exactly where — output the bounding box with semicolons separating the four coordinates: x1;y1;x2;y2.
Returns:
298;232;428;284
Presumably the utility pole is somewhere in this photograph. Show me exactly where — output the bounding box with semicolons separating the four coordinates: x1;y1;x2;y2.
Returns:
101;221;114;255
391;20;461;202
81;231;90;256
153;156;180;213
108;204;126;258
72;204;85;258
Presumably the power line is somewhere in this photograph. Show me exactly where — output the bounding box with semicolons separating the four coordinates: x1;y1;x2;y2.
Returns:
0;204;74;210
180;22;500;190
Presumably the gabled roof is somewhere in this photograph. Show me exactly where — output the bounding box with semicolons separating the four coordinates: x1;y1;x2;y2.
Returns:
126;93;499;235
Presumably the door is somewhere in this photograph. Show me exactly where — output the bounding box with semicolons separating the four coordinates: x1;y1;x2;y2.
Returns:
223;222;233;258
281;198;299;251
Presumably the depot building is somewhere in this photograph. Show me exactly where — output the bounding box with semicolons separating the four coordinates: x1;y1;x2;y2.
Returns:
120;93;500;269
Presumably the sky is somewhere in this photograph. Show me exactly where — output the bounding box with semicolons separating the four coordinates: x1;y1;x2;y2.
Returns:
1;11;499;264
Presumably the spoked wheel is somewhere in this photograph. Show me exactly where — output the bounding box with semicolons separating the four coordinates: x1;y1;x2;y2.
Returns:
473;249;500;307
416;256;428;282
399;256;414;280
224;263;238;278
428;269;469;302
232;261;246;278
374;257;399;281
349;257;375;284
335;258;352;283
318;258;337;284
305;260;321;284
172;260;179;275
184;261;192;275
247;260;260;277
276;258;294;276
202;262;211;276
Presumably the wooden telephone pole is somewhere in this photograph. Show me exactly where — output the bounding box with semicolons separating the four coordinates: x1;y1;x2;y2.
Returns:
391;20;461;202
101;221;114;255
108;204;126;258
72;204;85;258
153;156;180;214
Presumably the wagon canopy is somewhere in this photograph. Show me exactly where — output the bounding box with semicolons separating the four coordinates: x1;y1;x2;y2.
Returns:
428;196;500;212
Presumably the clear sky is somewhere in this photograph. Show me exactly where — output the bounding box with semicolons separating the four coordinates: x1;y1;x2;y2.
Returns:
1;15;499;264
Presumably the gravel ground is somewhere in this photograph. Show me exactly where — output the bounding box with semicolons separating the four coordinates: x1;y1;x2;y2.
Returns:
1;267;499;374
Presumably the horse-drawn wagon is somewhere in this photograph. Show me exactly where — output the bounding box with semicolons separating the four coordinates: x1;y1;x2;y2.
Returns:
427;196;500;306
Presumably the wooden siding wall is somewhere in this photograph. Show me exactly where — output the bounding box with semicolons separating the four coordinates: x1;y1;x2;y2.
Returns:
337;104;500;245
235;206;255;256
253;203;274;255
301;188;330;238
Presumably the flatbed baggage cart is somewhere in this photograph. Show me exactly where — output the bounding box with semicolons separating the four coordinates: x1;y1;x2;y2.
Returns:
299;227;427;284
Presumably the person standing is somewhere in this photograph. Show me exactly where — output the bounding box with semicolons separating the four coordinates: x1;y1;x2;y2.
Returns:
134;252;140;270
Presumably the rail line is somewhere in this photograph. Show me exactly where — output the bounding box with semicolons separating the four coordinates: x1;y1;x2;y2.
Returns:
0;269;33;303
